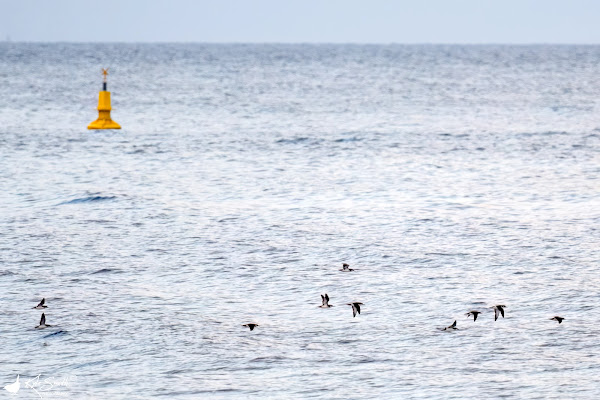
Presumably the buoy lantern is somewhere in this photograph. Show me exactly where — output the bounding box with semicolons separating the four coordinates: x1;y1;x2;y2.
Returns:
88;68;121;129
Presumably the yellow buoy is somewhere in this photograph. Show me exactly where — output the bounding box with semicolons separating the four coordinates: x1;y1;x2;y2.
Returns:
88;68;121;129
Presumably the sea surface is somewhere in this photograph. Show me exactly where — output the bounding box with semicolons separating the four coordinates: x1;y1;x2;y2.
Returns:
0;44;599;399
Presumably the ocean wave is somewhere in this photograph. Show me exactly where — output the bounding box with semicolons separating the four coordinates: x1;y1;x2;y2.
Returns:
58;195;117;205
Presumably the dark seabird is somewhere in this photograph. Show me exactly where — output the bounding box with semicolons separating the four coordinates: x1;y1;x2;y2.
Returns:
339;263;354;272
347;302;363;317
493;305;506;321
242;323;259;331
33;298;47;310
550;316;564;324
319;294;333;308
465;311;481;321
465;310;481;322
35;313;52;329
442;320;458;331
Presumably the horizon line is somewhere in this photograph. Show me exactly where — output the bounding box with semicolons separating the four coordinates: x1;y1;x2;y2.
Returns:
3;41;600;46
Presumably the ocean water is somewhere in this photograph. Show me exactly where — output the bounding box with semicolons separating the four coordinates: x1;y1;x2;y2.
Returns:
0;43;599;399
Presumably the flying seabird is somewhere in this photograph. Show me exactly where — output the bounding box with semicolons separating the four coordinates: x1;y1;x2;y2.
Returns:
465;311;481;321
242;323;259;331
33;298;47;309
3;375;20;394
339;263;354;272
347;302;363;317
35;313;52;329
319;294;333;308
493;305;506;321
550;316;564;324
442;320;458;331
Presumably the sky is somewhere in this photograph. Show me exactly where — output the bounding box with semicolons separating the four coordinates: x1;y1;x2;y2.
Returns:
1;0;600;44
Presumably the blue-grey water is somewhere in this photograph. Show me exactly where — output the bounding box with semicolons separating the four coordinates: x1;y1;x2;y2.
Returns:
1;44;599;399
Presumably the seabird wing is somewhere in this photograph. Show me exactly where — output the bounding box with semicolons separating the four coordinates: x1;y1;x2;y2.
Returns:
351;304;357;317
321;295;325;305
494;308;499;321
325;293;329;303
499;307;505;318
473;313;478;321
40;313;46;325
355;303;361;315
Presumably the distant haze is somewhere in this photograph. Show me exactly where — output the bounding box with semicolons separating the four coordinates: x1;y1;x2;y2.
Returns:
1;0;600;43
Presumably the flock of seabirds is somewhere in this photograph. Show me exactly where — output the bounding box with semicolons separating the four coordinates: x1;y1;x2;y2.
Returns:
31;263;565;332
239;261;567;331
